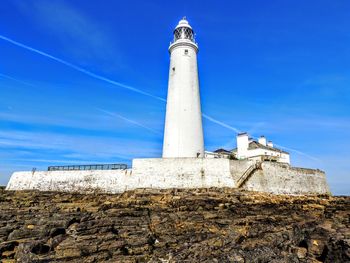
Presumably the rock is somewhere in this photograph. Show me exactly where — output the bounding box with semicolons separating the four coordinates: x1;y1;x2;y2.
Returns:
295;247;307;259
1;250;15;258
309;239;324;256
0;187;348;262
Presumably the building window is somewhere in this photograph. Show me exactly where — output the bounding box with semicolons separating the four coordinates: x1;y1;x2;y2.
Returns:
184;49;188;55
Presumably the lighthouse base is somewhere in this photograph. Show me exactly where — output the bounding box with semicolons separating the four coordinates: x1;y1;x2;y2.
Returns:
132;158;237;189
6;158;330;195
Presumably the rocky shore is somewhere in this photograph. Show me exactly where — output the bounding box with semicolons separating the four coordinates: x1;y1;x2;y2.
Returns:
0;187;349;262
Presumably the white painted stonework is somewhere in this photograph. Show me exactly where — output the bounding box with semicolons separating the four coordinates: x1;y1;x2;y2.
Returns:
162;18;204;158
240;162;330;195
6;169;132;193
6;159;330;195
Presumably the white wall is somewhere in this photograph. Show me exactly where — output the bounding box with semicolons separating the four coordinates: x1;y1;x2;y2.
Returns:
6;169;132;193
6;159;235;193
132;158;235;189
162;40;204;158
6;158;330;195
237;133;249;159
238;147;290;164
241;162;330;195
280;152;290;164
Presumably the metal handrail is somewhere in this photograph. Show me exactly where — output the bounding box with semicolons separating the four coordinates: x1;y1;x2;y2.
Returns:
236;162;262;188
48;163;128;171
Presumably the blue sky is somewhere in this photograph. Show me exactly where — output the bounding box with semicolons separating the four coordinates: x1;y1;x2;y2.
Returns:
0;0;349;195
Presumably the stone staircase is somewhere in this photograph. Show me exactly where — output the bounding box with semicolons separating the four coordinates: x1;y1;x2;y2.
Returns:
236;161;262;188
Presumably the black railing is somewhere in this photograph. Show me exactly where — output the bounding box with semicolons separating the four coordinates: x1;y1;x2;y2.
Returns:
48;163;128;171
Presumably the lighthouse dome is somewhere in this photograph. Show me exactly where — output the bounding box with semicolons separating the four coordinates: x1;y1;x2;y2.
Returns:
175;17;192;30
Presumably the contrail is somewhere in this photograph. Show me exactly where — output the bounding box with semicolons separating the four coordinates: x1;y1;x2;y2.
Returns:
0;73;36;87
96;108;162;135
0;35;166;102
202;114;241;133
274;144;320;162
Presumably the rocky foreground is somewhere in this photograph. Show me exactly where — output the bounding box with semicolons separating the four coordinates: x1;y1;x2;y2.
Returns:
0;187;349;263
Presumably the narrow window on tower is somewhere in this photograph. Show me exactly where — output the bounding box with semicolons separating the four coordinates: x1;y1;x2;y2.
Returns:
184;49;188;55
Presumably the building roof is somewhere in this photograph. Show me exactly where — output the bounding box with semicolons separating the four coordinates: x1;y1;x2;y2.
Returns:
213;148;231;154
232;141;289;154
248;141;289;154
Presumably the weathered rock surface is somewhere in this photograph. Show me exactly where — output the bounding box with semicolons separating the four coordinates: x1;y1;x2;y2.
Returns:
0;187;348;262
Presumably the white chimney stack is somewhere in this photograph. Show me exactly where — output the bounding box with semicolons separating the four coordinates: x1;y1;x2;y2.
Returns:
267;141;273;148
258;136;267;146
237;133;249;158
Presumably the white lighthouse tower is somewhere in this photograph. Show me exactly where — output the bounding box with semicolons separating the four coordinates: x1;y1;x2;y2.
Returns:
162;17;205;158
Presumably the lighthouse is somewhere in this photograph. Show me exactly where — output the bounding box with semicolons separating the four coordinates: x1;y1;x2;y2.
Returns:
162;18;205;158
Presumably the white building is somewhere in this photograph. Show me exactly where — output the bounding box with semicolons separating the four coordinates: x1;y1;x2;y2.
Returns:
162;18;204;158
208;133;290;164
233;133;290;164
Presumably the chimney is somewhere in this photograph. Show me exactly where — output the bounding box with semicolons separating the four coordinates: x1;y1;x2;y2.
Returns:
267;141;273;148
258;136;267;146
237;133;249;158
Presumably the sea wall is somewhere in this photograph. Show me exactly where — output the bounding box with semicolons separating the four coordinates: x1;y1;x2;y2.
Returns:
5;169;132;194
6;158;236;193
6;158;331;195
241;162;330;195
131;158;237;189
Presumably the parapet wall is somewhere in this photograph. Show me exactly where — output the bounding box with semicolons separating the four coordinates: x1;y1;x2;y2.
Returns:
5;169;133;194
6;158;331;195
241;162;330;195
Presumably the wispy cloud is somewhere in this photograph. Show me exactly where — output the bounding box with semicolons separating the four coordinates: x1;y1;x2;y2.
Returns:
0;130;160;159
0;73;36;87
0;111;119;132
274;144;320;162
247;121;266;135
301;74;348;90
251;117;350;135
13;0;121;67
0;35;166;101
96;108;162;135
4;158;124;164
